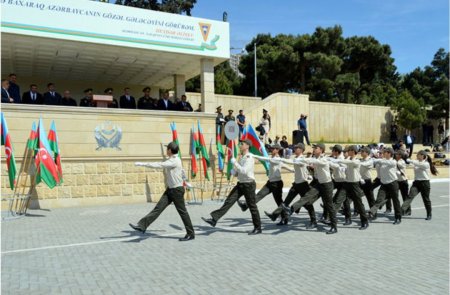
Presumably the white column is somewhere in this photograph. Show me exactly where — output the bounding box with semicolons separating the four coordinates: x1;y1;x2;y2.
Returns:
200;58;215;113
174;74;186;100
150;87;160;99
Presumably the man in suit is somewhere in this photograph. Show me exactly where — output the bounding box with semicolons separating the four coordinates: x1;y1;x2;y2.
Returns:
157;91;175;111
137;87;157;110
80;88;95;107
43;83;62;105
8;73;21;103
119;87;136;109
60;90;77;106
1;79;14;103
176;94;193;111
22;84;43;104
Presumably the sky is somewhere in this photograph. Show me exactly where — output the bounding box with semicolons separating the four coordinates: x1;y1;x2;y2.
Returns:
191;0;449;74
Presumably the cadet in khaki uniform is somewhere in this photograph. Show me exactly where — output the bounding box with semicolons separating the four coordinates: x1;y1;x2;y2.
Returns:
284;143;338;234
359;146;375;209
237;143;293;225
331;145;369;229
368;148;401;224
401;150;438;220
264;143;318;229
202;139;262;235
129;142;195;241
395;150;410;215
324;145;347;223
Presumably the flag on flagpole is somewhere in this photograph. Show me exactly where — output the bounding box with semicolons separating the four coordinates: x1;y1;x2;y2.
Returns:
216;125;224;172
189;127;198;178
1;113;17;190
226;139;238;180
197;121;210;180
48;120;63;183
35;118;60;188
170;122;182;159
27;121;38;152
242;124;270;174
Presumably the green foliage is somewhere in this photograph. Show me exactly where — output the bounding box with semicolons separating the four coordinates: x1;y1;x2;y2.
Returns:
392;91;426;130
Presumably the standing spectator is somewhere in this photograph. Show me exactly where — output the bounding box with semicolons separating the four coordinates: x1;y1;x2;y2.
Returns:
236;109;246;137
427;123;434;144
404;131;415;157
119;87;136;109
137;87;157;110
438;121;445;142
1;79;14;103
157;91;176;111
60;90;77;106
224;109;235;123
297;114;311;146
390;122;398;142
422;123;428;145
215;106;225;140
80;88;95;107
259;110;271;144
43;83;62;105
105;88;118;108
8;73;21;103
22;84;43;104
176;94;193;111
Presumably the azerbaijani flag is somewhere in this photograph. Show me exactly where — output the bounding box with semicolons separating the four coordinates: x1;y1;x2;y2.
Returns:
197;121;210;180
35;118;60;188
189;127;198;178
48;121;63;183
27;121;38;151
170;122;181;159
1;113;17;190
216;125;225;172
242;124;270;175
226;139;238;180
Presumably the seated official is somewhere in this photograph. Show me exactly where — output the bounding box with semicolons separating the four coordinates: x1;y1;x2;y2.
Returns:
22;84;44;104
80;88;96;107
176;94;193;111
138;87;157;110
119;87;136;109
43;83;62;105
157;91;176;111
60;90;77;106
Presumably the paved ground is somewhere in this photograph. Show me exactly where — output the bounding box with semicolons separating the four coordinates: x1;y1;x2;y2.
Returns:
2;181;449;295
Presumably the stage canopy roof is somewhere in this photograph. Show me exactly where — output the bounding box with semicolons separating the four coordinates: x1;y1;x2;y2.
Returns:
1;0;230;88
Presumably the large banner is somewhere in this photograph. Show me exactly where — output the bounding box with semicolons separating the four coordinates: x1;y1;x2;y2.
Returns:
1;0;230;58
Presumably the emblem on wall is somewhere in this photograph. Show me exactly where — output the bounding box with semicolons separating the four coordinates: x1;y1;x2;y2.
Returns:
199;22;211;41
94;121;122;151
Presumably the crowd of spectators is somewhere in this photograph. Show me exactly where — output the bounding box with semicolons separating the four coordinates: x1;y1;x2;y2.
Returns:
1;74;195;112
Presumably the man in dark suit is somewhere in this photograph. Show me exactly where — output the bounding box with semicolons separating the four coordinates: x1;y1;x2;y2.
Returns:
176;94;193;111
60;90;77;106
8;73;21;103
1;79;14;103
22;84;43;104
43;83;62;105
119;87;136;109
157;91;175;111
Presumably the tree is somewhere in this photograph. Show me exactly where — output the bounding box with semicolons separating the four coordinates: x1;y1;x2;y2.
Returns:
392;91;426;130
113;0;196;15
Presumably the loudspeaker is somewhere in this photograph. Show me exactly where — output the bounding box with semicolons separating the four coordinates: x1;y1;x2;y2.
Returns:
293;130;304;145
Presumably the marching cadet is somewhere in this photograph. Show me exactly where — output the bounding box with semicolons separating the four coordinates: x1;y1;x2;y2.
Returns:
202;139;262;235
368;148;402;224
129;142;195;241
359;146;376;209
237;143;293;225
395;150;411;215
263;143;318;229
282;143;338;234
331;145;369;230
401;150;438;220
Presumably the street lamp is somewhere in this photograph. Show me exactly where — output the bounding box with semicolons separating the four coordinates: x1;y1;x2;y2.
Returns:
230;44;257;97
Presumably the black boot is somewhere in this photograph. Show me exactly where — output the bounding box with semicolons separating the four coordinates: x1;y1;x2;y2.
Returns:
237;200;248;212
393;218;401;225
276;218;288;226
359;223;369;230
326;227;337;234
306;221;318;229
264;211;277;222
425;213;432;220
343;218;352;226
